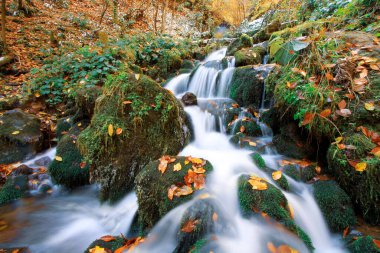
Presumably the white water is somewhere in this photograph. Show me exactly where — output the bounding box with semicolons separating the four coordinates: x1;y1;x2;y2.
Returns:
138;48;348;253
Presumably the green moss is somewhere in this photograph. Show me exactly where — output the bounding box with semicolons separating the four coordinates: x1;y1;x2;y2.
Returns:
0;175;28;205
270;20;329;41
313;180;356;232
84;236;125;253
347;236;380;253
181;59;195;70
240;34;253;47
56;117;72;140
282;164;317;182
238;175;313;250
227;119;262;137
234;46;266;67
77;72;190;202
327;134;380;225
251;152;266;169
135;156;213;232
229;66;264;108
49;134;90;189
189;239;208;253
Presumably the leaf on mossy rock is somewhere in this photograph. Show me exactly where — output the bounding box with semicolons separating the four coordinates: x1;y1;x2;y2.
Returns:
354;162;367;172
116;128;123;135
364;102;375;111
194;174;205;190
11;131;20;135
100;235;116;242
89;246;107;253
108;124;114;137
55;156;63;162
301;112;315;126
168;185;193;200
291;67;307;77
272;171;282;181
158;155;176;174
286;81;297;89
248;175;268;191
336;109;351;117
267;242;299;253
343;227;349;238
173;163;182;171
319;108;331;117
181;219;199;233
373;239;380;249
371;147;380;157
338;100;347;110
115;237;144;253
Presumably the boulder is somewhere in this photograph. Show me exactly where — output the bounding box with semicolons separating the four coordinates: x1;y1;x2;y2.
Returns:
238;175;313;250
234;46;266;67
182;92;198;106
282;164;317;183
0;109;43;164
0;175;28;205
78;73;190;202
226;118;262;137
135;156;213;232
327;132;380;225
346;236;380;253
312;180;356;232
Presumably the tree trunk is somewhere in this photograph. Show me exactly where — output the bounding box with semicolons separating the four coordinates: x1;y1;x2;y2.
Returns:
18;0;23;10
153;1;159;34
160;0;168;33
112;0;118;24
1;0;6;52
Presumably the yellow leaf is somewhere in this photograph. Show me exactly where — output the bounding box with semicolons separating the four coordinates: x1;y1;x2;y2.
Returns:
193;166;206;174
364;102;375;111
184;160;190;165
78;123;82;127
197;193;210;199
272;171;282;181
173;163;182;171
89;246;107;253
355;162;367;172
55;156;63;162
35;92;41;98
135;74;141;80
333;136;343;144
288;203;295;219
248;176;268;191
12;131;20;135
108;124;114;137
248;141;257;147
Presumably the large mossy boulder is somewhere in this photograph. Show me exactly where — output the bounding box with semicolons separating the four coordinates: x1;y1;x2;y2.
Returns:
346;236;380;253
226;33;253;56
234;46;266;67
327;133;380;225
238;175;313;250
135;156;213;232
226;118;262;137
229;64;277;109
313;180;356;232
282;164;317;183
272;122;317;160
0;109;43;164
49;134;90;189
85;236;125;253
78;73;190;202
0;175;28;205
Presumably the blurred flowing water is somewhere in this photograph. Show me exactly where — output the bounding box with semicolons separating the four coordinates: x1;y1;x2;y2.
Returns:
0;48;347;253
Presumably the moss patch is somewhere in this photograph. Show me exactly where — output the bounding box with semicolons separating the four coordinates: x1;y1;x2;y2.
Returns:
234;46;266;67
346;236;380;253
0;175;28;205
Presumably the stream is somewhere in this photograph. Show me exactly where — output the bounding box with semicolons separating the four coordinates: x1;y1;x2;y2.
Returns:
0;48;347;253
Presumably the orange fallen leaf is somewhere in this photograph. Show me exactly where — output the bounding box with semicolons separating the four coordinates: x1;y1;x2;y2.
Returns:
345;93;355;100
158;155;176;174
370;147;380;157
193;166;205;174
116;128;123;135
181;219;199;233
301;112;315;126
286;81;297;89
319;108;331;117
248;176;268;191
338;100;347;110
325;72;334;81
240;125;245;133
80;161;87;169
291;67;307;77
373;239;380;249
272;171;282;181
194;174;206;190
100;235;116;242
354;162;367;172
123;100;132;105
343;227;349;238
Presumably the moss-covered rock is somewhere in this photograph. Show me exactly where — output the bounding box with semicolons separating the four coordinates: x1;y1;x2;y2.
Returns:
78;72;190;202
226;118;262;137
48;134;90;189
238;175;313;250
181;59;195;70
312;180;356;232
135;156;213;232
272;123;317;160
229;64;278;109
282;164;317;183
327;133;380;225
234;46;266;67
346;236;380;253
0;175;28;205
0;109;43;164
84;236;125;253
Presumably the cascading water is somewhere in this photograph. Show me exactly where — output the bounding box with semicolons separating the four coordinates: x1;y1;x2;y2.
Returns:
138;47;347;253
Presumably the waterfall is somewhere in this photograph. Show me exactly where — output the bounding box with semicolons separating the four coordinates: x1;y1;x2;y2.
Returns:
146;47;348;253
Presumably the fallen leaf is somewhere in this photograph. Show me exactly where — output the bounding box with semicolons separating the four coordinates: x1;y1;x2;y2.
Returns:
80;161;87;169
291;67;307;77
123;100;133;105
315;166;321;174
301;112;315;126
181;219;199;233
336;109;352;117
231;103;240;108
175;185;194;197
55;156;63;162
272;171;282;181
89;246;107;253
286;81;297;89
325;72;334;81
338;100;347;110
355;162;367;172
193;167;206;174
319;108;331;117
194;174;206;190
364;102;375;111
168;185;178;200
116;128;123;135
240;125;245;133
343;227;349;238
345;93;355;100
108;124;114;137
187;157;204;165
100;235;116;242
173;163;182;171
248;176;268;191
249;141;257;147
158;155;176;174
135;74;141;80
370;147;380;157
370;64;380;71
373;239;380;249
288;203;295;219
212;212;218;222
12;131;20;135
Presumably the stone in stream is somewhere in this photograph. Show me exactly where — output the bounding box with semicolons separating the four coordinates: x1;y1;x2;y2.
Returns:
234;45;266;67
78;73;191;202
312;180;356;232
182;92;198;106
135;156;213;233
0;109;44;164
346;235;380;253
0;175;28;205
238;175;314;251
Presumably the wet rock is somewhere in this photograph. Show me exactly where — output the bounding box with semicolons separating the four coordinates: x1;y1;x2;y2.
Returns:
0;175;28;205
282;164;317;183
0;248;30;253
229;64;278;109
85;236;125;253
327;132;380;225
234;46;266;67
226;33;253;56
182;92;198;106
226;118;262;137
272;122;317;160
346;235;380;253
34;156;52;167
0;109;43;164
312;180;356;232
49;134;90;189
238;175;313;250
11;164;33;176
135;156;213;232
78;73;190;202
